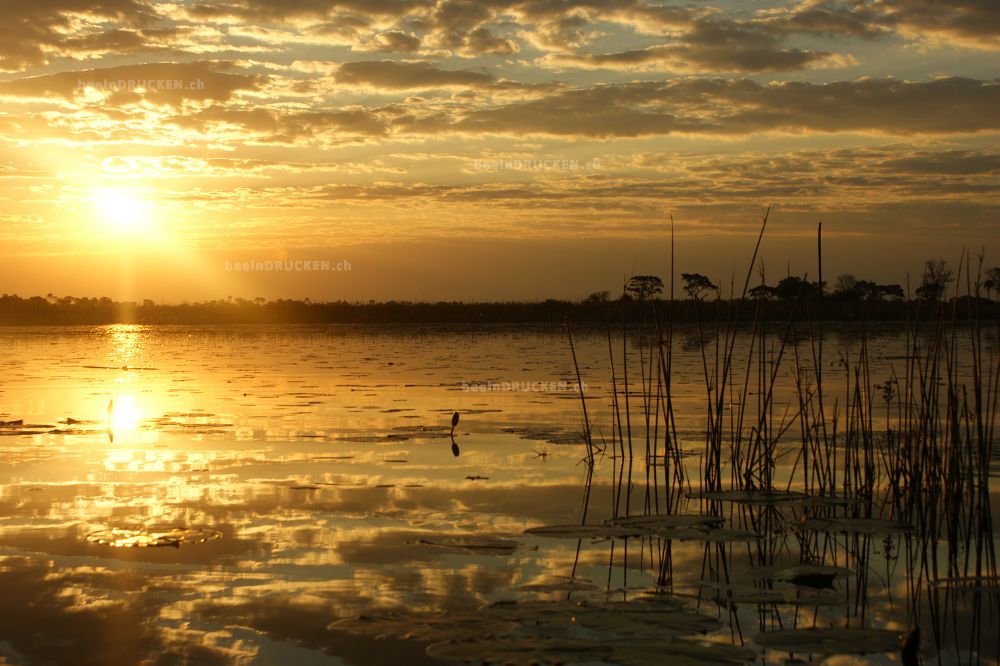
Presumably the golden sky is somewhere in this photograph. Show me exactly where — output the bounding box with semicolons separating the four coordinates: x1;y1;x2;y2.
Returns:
0;0;998;301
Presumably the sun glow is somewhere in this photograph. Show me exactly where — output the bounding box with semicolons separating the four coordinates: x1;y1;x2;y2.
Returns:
109;394;141;433
92;187;154;235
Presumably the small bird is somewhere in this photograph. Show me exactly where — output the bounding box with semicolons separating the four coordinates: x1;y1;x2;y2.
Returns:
450;411;460;457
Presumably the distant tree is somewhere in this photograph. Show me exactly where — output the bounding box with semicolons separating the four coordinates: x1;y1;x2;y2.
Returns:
681;273;718;300
834;274;858;298
774;275;821;301
878;284;905;301
855;280;881;301
916;259;954;302
584;290;611;303
748;284;776;301
624;275;664;301
984;267;1000;300
838;278;904;302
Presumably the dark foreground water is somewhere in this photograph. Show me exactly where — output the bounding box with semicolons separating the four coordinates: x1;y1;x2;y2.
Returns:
0;324;996;665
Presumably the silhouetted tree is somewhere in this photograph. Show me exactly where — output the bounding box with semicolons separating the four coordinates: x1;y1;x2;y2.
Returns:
834;274;858;297
878;284;905;301
833;275;903;302
681;273;718;300
584;291;611;303
774;276;822;301
916;259;954;302
749;284;776;301
624;275;664;301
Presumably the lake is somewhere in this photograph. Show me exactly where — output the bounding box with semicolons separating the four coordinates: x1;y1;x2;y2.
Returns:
0;323;996;665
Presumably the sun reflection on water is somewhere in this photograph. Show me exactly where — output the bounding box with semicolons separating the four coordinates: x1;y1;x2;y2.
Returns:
109;394;140;432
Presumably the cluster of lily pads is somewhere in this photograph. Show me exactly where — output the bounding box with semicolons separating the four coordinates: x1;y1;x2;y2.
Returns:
330;596;756;665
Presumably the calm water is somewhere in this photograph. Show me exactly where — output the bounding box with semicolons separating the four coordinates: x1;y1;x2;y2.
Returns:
0;324;996;665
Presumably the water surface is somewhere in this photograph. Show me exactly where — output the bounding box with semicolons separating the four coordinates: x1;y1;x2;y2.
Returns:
0;324;995;665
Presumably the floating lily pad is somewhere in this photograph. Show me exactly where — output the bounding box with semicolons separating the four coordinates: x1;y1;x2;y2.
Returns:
611;640;757;665
699;489;809;505
392;425;452;439
805;495;864;508
524;524;642;539
930;575;1000;588
329;611;483;642
754;627;903;654
800;516;912;534
702;582;844;607
420;601;739;663
503;427;584;445
520;578;598;592
337;434;410;443
409;536;519;554
334;597;737;665
749;564;855;586
605;514;724;529
426;637;611;664
86;526;221;548
651;526;761;542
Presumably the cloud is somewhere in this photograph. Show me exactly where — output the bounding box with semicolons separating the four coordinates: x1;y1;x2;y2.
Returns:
881;0;1000;49
0;0;163;72
168;105;389;143
461;26;520;55
546;19;844;73
757;0;1000;49
0;61;264;105
362;30;422;52
335;60;496;89
443;77;1000;137
875;149;1000;175
187;0;430;21
755;1;889;38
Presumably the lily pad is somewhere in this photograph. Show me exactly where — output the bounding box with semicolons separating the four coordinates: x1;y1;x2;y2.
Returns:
524;524;642;540
409;536;519;554
699;489;809;505
754;627;903;654
426;637;611;664
800;516;912;534
612;640;757;665
605;514;724;529
520;578;598;593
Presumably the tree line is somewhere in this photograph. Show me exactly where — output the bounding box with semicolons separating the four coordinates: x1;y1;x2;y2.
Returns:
603;260;1000;304
0;260;996;325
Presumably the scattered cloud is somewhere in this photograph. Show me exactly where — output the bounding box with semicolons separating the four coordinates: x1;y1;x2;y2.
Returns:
361;30;422;53
0;0;164;72
544;19;848;73
445;77;1000;137
334;59;495;89
0;61;264;105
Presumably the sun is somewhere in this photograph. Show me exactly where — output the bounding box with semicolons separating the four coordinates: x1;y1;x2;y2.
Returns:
108;394;141;433
92;187;153;235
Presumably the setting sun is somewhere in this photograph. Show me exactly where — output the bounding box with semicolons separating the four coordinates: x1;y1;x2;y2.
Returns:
93;187;153;235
